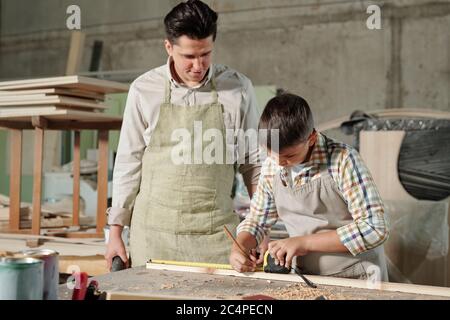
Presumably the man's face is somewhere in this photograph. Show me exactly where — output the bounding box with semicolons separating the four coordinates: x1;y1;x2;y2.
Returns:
165;35;214;87
269;130;318;168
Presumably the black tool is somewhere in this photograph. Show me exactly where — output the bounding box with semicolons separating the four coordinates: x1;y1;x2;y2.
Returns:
263;251;317;288
111;256;126;272
263;251;291;274
294;267;317;288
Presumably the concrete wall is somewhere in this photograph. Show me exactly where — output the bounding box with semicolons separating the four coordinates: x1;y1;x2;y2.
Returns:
1;0;448;124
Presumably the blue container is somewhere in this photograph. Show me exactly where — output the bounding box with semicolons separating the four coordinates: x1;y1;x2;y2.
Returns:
0;257;44;300
21;249;59;300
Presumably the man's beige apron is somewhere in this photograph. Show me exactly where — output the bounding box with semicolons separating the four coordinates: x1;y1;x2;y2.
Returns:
272;136;389;280
130;77;239;266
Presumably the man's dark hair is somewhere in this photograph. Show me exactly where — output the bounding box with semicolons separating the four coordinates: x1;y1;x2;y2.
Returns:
164;0;218;43
259;93;314;151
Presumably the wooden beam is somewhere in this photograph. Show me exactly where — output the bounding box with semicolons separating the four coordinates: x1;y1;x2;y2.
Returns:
65;31;86;76
31;116;48;129
72;131;81;226
146;262;450;298
96;130;109;234
9;129;22;231
47;120;122;131
31;127;44;235
0;121;33;130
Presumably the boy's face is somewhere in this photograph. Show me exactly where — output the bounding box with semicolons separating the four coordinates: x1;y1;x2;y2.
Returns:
269;130;318;168
165;35;214;87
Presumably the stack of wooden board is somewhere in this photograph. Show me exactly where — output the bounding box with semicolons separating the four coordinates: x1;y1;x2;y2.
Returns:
0;75;129;122
0;194;94;230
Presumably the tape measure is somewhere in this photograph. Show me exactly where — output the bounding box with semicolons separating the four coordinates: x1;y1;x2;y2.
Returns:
148;259;263;271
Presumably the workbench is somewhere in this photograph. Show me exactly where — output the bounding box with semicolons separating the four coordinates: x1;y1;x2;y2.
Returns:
57;266;450;300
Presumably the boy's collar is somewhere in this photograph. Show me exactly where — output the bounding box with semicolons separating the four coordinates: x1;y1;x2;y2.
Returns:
271;132;327;172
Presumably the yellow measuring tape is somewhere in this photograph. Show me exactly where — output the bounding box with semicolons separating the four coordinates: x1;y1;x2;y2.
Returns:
148;259;263;271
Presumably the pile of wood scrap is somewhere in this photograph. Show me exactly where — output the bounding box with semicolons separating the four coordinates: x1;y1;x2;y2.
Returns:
0;75;128;122
0;194;94;231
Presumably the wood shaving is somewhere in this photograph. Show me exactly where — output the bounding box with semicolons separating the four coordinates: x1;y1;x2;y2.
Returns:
263;283;362;300
160;283;174;290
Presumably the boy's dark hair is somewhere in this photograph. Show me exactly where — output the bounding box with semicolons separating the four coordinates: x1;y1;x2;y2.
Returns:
164;0;218;43
259;93;314;151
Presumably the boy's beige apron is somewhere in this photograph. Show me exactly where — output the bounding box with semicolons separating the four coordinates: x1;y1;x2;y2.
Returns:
272;137;388;280
130;77;239;266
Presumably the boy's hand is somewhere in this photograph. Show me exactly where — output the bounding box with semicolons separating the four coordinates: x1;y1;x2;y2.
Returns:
254;235;269;265
229;244;257;273
268;236;309;269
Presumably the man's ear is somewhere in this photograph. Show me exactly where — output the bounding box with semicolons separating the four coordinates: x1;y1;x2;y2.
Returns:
164;39;173;56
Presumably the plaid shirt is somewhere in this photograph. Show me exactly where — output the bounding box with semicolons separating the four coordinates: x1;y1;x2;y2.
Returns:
237;132;389;256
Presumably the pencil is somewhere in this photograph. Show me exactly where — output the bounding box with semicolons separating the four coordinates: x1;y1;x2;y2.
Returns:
223;225;252;260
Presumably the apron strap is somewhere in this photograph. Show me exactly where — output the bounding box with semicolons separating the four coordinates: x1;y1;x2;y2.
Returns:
164;77;172;104
210;77;219;104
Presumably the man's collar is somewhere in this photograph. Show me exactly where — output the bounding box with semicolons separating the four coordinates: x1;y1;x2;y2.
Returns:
165;56;213;89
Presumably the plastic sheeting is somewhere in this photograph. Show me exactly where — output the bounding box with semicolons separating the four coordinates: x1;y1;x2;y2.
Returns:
384;199;449;286
343;118;450;201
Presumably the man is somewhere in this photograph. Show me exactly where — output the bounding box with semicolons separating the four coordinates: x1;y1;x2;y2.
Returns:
230;93;389;281
105;0;262;269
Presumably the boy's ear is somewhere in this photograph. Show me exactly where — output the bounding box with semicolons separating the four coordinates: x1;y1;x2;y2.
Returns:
308;129;318;146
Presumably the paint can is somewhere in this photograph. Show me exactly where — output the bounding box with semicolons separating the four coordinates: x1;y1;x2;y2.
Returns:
20;249;59;300
0;257;44;300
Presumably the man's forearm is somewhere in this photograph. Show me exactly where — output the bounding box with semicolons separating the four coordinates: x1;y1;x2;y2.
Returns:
109;225;124;239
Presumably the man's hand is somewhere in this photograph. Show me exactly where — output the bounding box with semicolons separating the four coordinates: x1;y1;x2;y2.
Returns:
105;225;129;271
268;236;309;269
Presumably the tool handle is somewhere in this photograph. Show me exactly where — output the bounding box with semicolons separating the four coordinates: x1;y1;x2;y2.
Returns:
294;267;317;288
111;255;126;272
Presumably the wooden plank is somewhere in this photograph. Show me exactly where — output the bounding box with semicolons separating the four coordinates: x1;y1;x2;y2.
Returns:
359;130;415;201
65;31;86;76
0;232;105;246
0;95;108;110
73;131;81;226
59;255;108;276
96;130;108;234
31;127;44;235
0;88;105;101
0;108;122;122
146;262;450;298
106;291;209;300
9;129;22;231
0;75;129;94
0;94;48;101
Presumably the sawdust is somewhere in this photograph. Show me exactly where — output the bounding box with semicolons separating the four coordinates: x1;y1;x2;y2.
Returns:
160;283;174;290
262;283;366;300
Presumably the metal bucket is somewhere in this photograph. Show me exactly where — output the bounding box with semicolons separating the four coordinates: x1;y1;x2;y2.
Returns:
20;249;59;300
0;257;44;300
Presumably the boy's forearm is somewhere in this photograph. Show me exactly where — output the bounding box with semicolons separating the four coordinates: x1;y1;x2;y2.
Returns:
235;231;258;251
303;230;349;254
